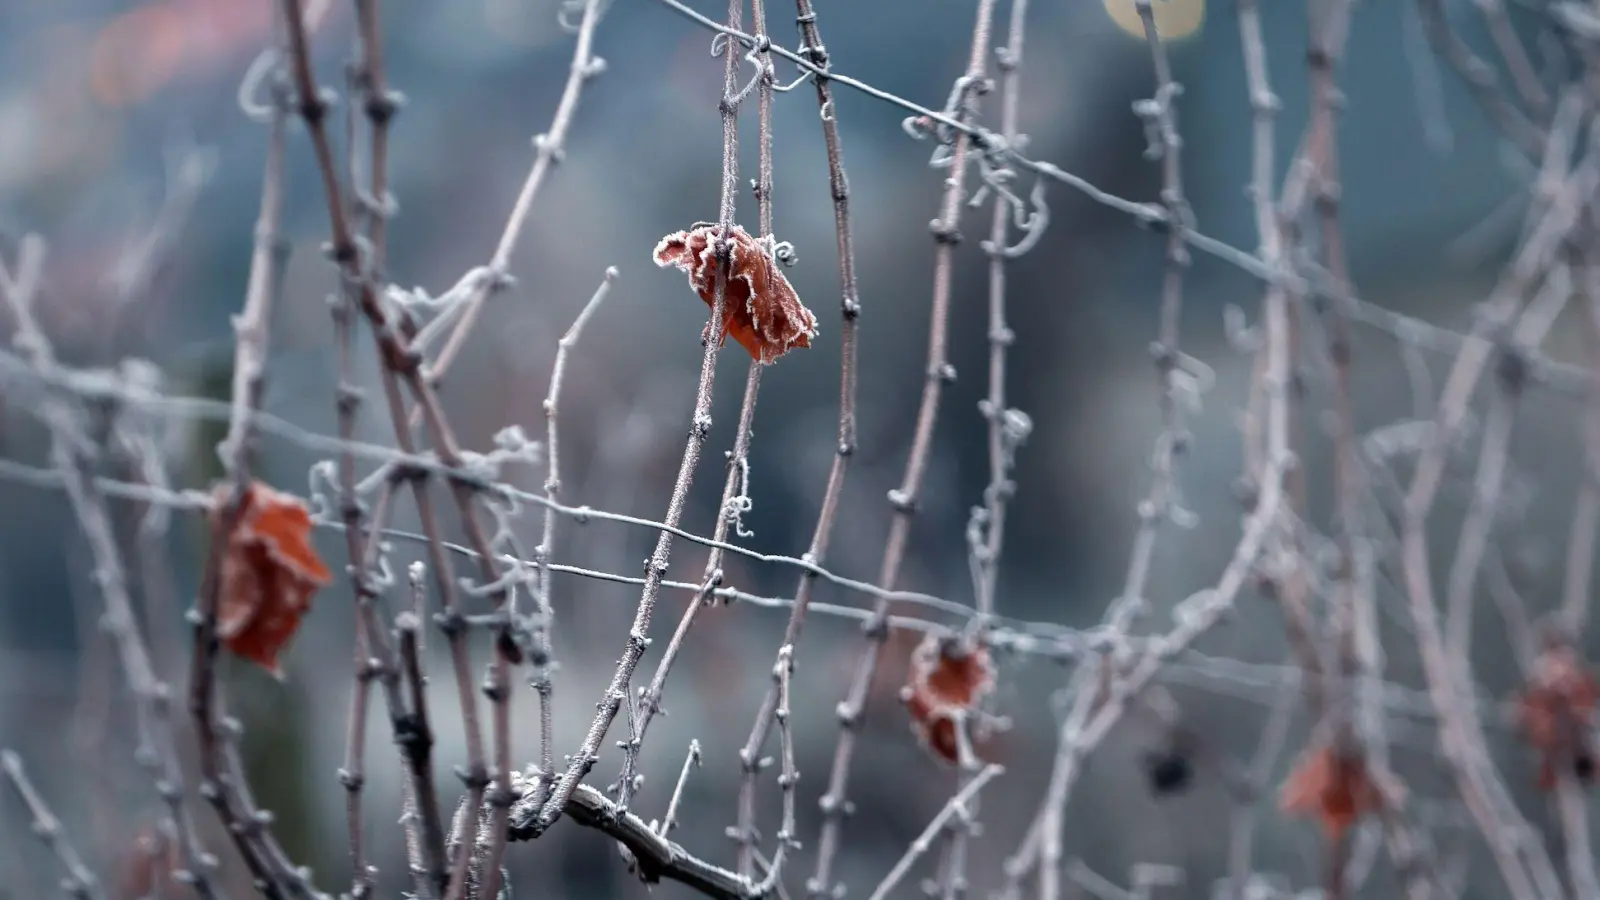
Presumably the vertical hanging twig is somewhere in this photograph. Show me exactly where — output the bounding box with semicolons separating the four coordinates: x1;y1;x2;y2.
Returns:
811;3;999;893
533;0;748;837
731;0;866;882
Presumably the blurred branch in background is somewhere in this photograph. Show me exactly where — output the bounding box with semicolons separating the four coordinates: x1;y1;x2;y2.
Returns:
4;1;1600;900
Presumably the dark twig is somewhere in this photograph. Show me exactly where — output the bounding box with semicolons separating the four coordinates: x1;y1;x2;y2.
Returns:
509;766;763;900
397;601;449;899
275;5;526;894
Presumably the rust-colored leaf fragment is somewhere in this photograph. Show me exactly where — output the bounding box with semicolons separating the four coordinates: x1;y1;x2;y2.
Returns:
653;222;819;364
209;480;332;677
1279;744;1382;847
116;823;180;900
1517;634;1600;791
900;631;997;766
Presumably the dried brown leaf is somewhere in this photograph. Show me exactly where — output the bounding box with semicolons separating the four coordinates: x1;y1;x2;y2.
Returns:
900;631;997;766
1518;640;1600;791
209;480;332;677
653;223;818;364
1280;744;1382;846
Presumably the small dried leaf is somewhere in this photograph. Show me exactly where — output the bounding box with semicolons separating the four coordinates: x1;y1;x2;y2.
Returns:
901;632;996;765
115;824;179;900
210;481;332;677
1279;745;1381;846
653;223;819;364
1517;640;1600;791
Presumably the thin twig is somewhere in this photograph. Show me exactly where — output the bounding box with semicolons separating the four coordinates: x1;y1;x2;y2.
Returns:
863;764;1003;900
397;601;448;900
276;6;526;894
509;763;760;900
425;0;608;385
654;740;702;838
629;359;763;809
1;750;107;900
731;0;857;872
7;251;233;898
810;3;999;892
532;267;617;803
531;0;747;837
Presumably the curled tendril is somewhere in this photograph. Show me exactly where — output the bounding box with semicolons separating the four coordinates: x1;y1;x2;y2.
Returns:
369;547;397;593
237;50;283;123
1222;303;1260;353
460;554;533;600
774;70;814;93
711;33;770;107
721;456;755;539
903;115;936;141
1165;350;1216;414
305;459;341;524
979;165;1050;259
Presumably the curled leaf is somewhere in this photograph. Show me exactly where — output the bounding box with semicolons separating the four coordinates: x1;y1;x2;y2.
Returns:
1279;744;1382;846
209;480;332;677
1517;634;1600;791
900;631;997;766
653;223;818;364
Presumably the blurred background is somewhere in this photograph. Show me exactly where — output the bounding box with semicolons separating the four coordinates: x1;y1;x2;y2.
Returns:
0;0;1586;897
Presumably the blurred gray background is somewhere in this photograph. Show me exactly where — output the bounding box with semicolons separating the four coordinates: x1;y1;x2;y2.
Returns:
0;0;1582;897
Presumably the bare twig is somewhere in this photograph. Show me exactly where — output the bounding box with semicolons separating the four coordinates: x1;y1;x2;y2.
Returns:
1564;251;1600;631
531;0;747;837
1;750;107;900
532;267;617;800
275;5;527;894
1414;0;1545;158
1396;95;1593;900
7;253;231;899
509;765;761;900
654;740;702;838
425;0;608;383
629;360;763;807
397;602;448;899
811;3;999;892
863;764;1003;900
730;0;865;876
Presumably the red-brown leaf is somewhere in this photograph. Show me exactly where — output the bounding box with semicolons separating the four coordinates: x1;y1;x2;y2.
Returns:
653;223;818;364
901;632;997;765
1518;641;1600;791
1280;745;1382;846
210;481;332;677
